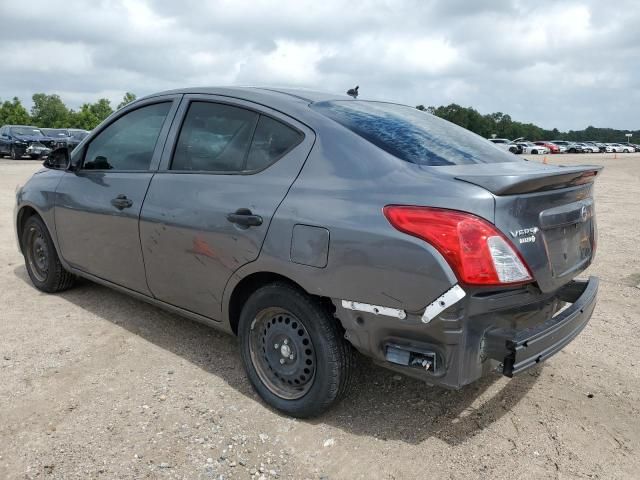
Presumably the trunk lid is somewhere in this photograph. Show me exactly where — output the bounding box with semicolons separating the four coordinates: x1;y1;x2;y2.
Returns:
428;162;602;293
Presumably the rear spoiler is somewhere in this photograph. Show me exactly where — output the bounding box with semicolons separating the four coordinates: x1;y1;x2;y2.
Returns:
455;166;603;195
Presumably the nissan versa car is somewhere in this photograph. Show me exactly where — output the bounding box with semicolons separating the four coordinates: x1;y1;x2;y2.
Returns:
15;87;600;417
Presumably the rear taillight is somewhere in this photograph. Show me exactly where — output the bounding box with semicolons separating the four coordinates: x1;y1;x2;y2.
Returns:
383;206;533;286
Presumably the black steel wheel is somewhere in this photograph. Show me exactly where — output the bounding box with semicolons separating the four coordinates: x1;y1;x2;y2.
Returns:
25;224;49;283
238;282;355;417
21;215;75;293
249;307;316;400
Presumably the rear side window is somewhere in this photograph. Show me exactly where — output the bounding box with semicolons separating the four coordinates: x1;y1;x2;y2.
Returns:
84;102;171;170
245;116;303;171
312;101;519;166
171;102;258;172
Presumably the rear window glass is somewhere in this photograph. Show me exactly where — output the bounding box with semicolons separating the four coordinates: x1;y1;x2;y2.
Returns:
245;116;303;171
312;101;519;166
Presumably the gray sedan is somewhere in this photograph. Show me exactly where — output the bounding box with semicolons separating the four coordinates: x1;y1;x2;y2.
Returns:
15;87;600;417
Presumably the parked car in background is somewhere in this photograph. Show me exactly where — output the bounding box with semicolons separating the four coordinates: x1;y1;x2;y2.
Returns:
0;125;56;159
68;129;90;150
41;128;90;152
607;143;635;153
578;142;598;153
488;138;519;154
516;141;549;154
585;141;607;153
551;140;583;153
534;141;560;153
620;143;638;152
15;87;601;417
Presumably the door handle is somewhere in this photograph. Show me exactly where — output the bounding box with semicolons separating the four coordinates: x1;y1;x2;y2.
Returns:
110;194;133;210
226;208;263;227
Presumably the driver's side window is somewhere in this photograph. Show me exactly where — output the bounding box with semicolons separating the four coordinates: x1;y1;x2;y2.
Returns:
83;102;171;171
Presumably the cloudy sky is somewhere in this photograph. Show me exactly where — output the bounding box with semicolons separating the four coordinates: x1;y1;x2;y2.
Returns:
1;0;638;130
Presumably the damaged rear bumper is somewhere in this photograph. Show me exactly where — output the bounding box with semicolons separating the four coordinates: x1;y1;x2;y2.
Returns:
334;277;599;389
484;276;598;377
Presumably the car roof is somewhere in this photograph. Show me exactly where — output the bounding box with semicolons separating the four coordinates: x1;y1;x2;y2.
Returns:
143;86;353;105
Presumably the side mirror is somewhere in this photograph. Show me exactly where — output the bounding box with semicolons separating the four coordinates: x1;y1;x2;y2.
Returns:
43;147;70;170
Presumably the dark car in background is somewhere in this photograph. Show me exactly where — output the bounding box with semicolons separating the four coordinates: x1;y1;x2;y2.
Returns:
15;87;601;417
41;128;90;152
0;125;56;159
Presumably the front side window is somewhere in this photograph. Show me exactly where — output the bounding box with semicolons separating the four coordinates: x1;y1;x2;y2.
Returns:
172;102;258;172
83;102;171;171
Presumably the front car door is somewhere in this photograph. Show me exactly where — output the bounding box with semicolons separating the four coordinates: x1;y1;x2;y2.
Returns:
139;94;315;319
54;96;180;294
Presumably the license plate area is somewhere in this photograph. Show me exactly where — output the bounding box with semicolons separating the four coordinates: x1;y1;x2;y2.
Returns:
539;200;594;279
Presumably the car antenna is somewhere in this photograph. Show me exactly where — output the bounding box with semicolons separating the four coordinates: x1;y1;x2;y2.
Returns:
347;85;359;98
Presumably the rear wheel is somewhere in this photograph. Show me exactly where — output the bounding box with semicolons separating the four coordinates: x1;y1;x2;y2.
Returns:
238;282;355;417
22;215;75;293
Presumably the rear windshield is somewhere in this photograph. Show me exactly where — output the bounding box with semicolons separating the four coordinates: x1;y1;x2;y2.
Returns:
312;101;519;166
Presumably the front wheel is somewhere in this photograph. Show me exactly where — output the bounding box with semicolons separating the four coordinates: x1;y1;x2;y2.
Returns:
10;146;19;160
22;215;75;292
238;283;355;417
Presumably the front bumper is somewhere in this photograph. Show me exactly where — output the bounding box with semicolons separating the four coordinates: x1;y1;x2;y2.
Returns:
25;144;51;157
484;277;598;376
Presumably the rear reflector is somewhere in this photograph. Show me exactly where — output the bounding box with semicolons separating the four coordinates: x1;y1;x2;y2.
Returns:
383;206;533;286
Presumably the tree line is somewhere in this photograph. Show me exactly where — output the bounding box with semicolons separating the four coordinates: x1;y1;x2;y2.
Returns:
1;92;636;143
0;92;137;131
416;104;638;143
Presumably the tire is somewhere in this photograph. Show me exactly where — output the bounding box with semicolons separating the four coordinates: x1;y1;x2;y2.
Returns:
21;215;75;293
531;150;538;155
29;154;40;160
10;146;19;160
238;282;355;418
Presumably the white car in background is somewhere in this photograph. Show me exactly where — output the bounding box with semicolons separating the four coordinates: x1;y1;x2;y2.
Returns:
517;141;549;155
578;143;598;153
488;138;519;153
606;143;634;153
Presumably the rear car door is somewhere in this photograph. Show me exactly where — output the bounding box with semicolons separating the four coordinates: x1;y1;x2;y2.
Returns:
139;95;315;319
54;96;180;294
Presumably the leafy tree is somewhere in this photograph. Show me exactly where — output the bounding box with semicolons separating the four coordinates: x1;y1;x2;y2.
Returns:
0;97;31;125
31;93;69;128
91;98;114;121
68;98;114;130
117;92;137;109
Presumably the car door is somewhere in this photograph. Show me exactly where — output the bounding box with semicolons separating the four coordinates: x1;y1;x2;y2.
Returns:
139;95;315;319
54;96;180;294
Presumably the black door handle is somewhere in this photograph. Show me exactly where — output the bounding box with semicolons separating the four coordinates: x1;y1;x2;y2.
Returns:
226;208;263;227
110;194;133;210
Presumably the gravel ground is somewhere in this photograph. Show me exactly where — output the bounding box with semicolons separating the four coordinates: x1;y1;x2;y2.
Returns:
0;153;638;479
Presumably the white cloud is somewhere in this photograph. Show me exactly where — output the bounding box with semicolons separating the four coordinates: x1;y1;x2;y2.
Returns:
0;0;637;130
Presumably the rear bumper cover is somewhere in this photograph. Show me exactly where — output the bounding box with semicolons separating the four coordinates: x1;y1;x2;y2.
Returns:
334;277;599;388
485;277;598;376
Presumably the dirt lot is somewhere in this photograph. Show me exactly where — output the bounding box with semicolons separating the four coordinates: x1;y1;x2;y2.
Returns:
0;153;638;480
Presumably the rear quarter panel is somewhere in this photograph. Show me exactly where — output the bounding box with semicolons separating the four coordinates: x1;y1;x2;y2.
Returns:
223;119;496;319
